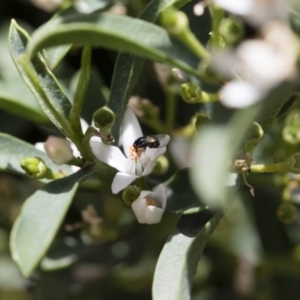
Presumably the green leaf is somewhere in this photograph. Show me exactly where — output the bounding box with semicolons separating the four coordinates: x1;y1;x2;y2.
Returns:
10;166;92;277
190;106;260;209
26;12;199;78
8;19;74;138
44;44;72;70
0;133;72;176
152;211;223;300
0;86;48;123
108;0;191;143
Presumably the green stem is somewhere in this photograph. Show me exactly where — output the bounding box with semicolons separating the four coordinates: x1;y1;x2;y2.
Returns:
208;4;224;48
180;29;210;59
165;88;177;133
70;46;92;139
250;161;289;173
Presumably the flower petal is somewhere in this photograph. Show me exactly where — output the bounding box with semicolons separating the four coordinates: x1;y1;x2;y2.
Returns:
220;81;263;108
35;142;45;152
153;184;167;209
132;197;164;224
142;147;166;176
121;109;143;156
111;172;138;194
90;140;128;173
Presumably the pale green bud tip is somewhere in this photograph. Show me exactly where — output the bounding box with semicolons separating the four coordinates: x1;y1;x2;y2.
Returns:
219;17;244;44
20;157;47;179
161;8;188;35
93;107;116;130
152;155;169;175
287;153;300;173
181;83;202;103
277;202;297;224
122;185;142;206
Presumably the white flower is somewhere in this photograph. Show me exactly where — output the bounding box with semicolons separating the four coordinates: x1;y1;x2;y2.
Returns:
213;0;289;27
131;184;167;224
211;22;298;108
90;109;170;194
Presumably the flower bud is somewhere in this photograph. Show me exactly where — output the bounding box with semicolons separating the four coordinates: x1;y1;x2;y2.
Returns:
93;107;116;130
152;155;169;175
20;157;47;179
283;110;300;144
122;185;142;206
277;202;297;224
286;153;300;174
219;17;244;45
160;8;189;35
44;136;73;165
181;83;202;103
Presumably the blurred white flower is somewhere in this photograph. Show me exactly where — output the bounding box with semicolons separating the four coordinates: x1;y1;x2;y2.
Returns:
131;184;167;224
169;136;192;169
211;22;298;108
213;0;289;27
31;0;62;12
90;109;170;194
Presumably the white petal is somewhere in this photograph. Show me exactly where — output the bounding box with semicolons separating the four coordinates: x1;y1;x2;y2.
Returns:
213;0;252;15
121;109;143;156
220;81;264;108
131;197;164;224
89;140;128;173
80;118;89;134
153;184;167;209
111;172;138;194
142;147;166;176
169;136;191;169
35;142;45;152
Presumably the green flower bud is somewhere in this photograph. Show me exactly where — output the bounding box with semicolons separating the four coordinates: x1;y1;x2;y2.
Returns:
286;153;300;174
160;8;188;35
277;202;297;224
181;83;202;103
219;17;244;45
93;107;116;130
152;155;169;175
20;157;47;179
283;109;300;144
122;185;142;206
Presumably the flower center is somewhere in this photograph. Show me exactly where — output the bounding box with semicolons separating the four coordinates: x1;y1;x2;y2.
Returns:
128;145;144;161
146;197;157;207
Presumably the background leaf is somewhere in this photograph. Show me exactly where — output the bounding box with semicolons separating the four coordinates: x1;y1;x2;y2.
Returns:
26;12;199;78
9;20;73;138
10;166;92;277
152;211;223;300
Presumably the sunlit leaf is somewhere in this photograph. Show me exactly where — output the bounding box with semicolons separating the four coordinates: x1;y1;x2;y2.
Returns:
152;211;223;300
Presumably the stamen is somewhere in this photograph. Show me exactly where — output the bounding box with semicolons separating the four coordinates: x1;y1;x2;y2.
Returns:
128;145;144;161
146;197;157;207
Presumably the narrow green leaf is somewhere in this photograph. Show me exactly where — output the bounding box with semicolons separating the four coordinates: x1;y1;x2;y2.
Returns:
152;211;223;300
26;12;199;78
8;19;74;138
108;0;191;143
0;89;47;123
10;166;92;277
0;133;71;175
44;44;72;70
